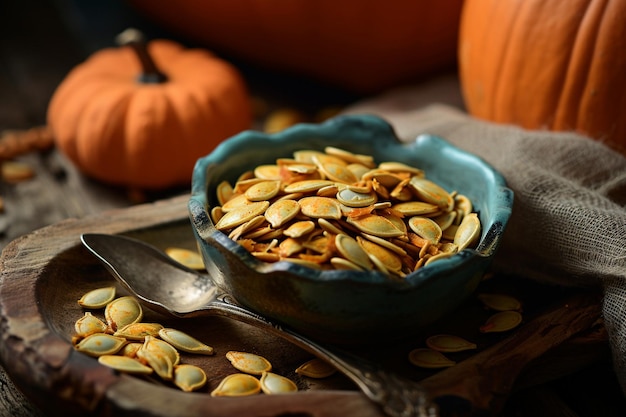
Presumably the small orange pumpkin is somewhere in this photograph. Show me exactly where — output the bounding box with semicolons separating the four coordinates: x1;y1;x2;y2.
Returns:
459;0;626;155
129;0;465;94
47;29;252;189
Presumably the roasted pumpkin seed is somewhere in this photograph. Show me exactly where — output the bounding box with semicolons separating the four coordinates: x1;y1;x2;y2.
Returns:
408;348;456;369
165;247;205;270
137;345;174;380
114;322;164;341
211;373;261;397
454;213;481;251
104;296;143;332
158;328;215;355
74;312;108;337
295;358;337;378
477;293;522;312
226;351;272;375
142;335;180;366
480;311;523;333
260;371;298;394
78;286;116;309
75;333;127;357
425;334;477;353
265;199;300;228
173;364;207;392
98;355;153;375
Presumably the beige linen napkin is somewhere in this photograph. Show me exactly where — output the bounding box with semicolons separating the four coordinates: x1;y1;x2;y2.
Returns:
344;102;626;394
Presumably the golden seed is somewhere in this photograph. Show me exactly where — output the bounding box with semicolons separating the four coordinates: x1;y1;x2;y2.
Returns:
425;334;477;353
158;328;215;355
120;342;143;358
75;333;127;357
2;161;35;182
137;346;174;381
295;358;337;378
408;348;456;369
142;335;180;366
298;196;343;220
480;311;523;333
74;312;108;337
165;247;205;270
260;371;298;394
104;296;143;332
114;322;164;341
265;199;300;228
78;286;116;309
226;351;272;375
477;293;522;312
98;355;153;375
174;364;207;392
211;373;261;397
214;201;270;231
454;213;481;251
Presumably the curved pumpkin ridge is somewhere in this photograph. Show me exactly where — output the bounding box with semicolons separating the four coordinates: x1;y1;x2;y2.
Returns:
74;84;136;183
49;73;132;166
553;0;601;133
492;0;564;125
572;0;626;147
122;87;182;188
459;0;520;120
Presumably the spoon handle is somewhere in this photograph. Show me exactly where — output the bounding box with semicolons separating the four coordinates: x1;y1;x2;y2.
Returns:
209;294;437;417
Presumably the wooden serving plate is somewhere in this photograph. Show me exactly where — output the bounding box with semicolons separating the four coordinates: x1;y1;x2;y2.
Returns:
0;195;608;417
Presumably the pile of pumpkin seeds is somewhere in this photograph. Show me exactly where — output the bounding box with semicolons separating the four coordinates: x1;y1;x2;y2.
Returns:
73;286;325;394
210;146;481;278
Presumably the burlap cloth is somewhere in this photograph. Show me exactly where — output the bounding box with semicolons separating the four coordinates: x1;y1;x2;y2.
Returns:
343;100;626;394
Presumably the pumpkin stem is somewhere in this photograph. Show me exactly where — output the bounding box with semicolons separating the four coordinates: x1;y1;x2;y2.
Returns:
116;28;167;84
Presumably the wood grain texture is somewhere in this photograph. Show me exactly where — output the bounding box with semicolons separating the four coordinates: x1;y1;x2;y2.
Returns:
0;193;615;417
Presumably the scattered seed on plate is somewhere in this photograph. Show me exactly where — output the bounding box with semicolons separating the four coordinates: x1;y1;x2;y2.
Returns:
480;310;523;333
295;358;337;378
425;334;477;353
173;364;207;392
408;348;456;369
211;373;262;397
137;345;174;381
78;286;116;309
226;351;272;375
120;342;143;358
74;333;127;357
158;328;215;355
104;296;143;332
114;322;164;341
142;335;180;367
74;312;108;337
165;247;205;270
477;293;522;312
260;371;298;394
98;355;153;375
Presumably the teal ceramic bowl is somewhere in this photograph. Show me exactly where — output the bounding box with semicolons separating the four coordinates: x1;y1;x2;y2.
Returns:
189;114;513;344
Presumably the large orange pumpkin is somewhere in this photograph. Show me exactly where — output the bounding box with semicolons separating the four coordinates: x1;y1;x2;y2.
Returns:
129;0;465;94
459;0;626;155
47;30;252;189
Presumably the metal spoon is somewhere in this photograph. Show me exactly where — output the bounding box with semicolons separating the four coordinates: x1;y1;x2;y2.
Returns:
80;233;438;417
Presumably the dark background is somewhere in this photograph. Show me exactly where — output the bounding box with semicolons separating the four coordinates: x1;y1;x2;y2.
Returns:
1;1;626;417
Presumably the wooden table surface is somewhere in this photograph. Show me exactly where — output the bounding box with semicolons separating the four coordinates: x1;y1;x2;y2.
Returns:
2;1;626;416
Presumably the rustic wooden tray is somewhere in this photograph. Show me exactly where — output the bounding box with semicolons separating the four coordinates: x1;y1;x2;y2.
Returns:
0;195;608;417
